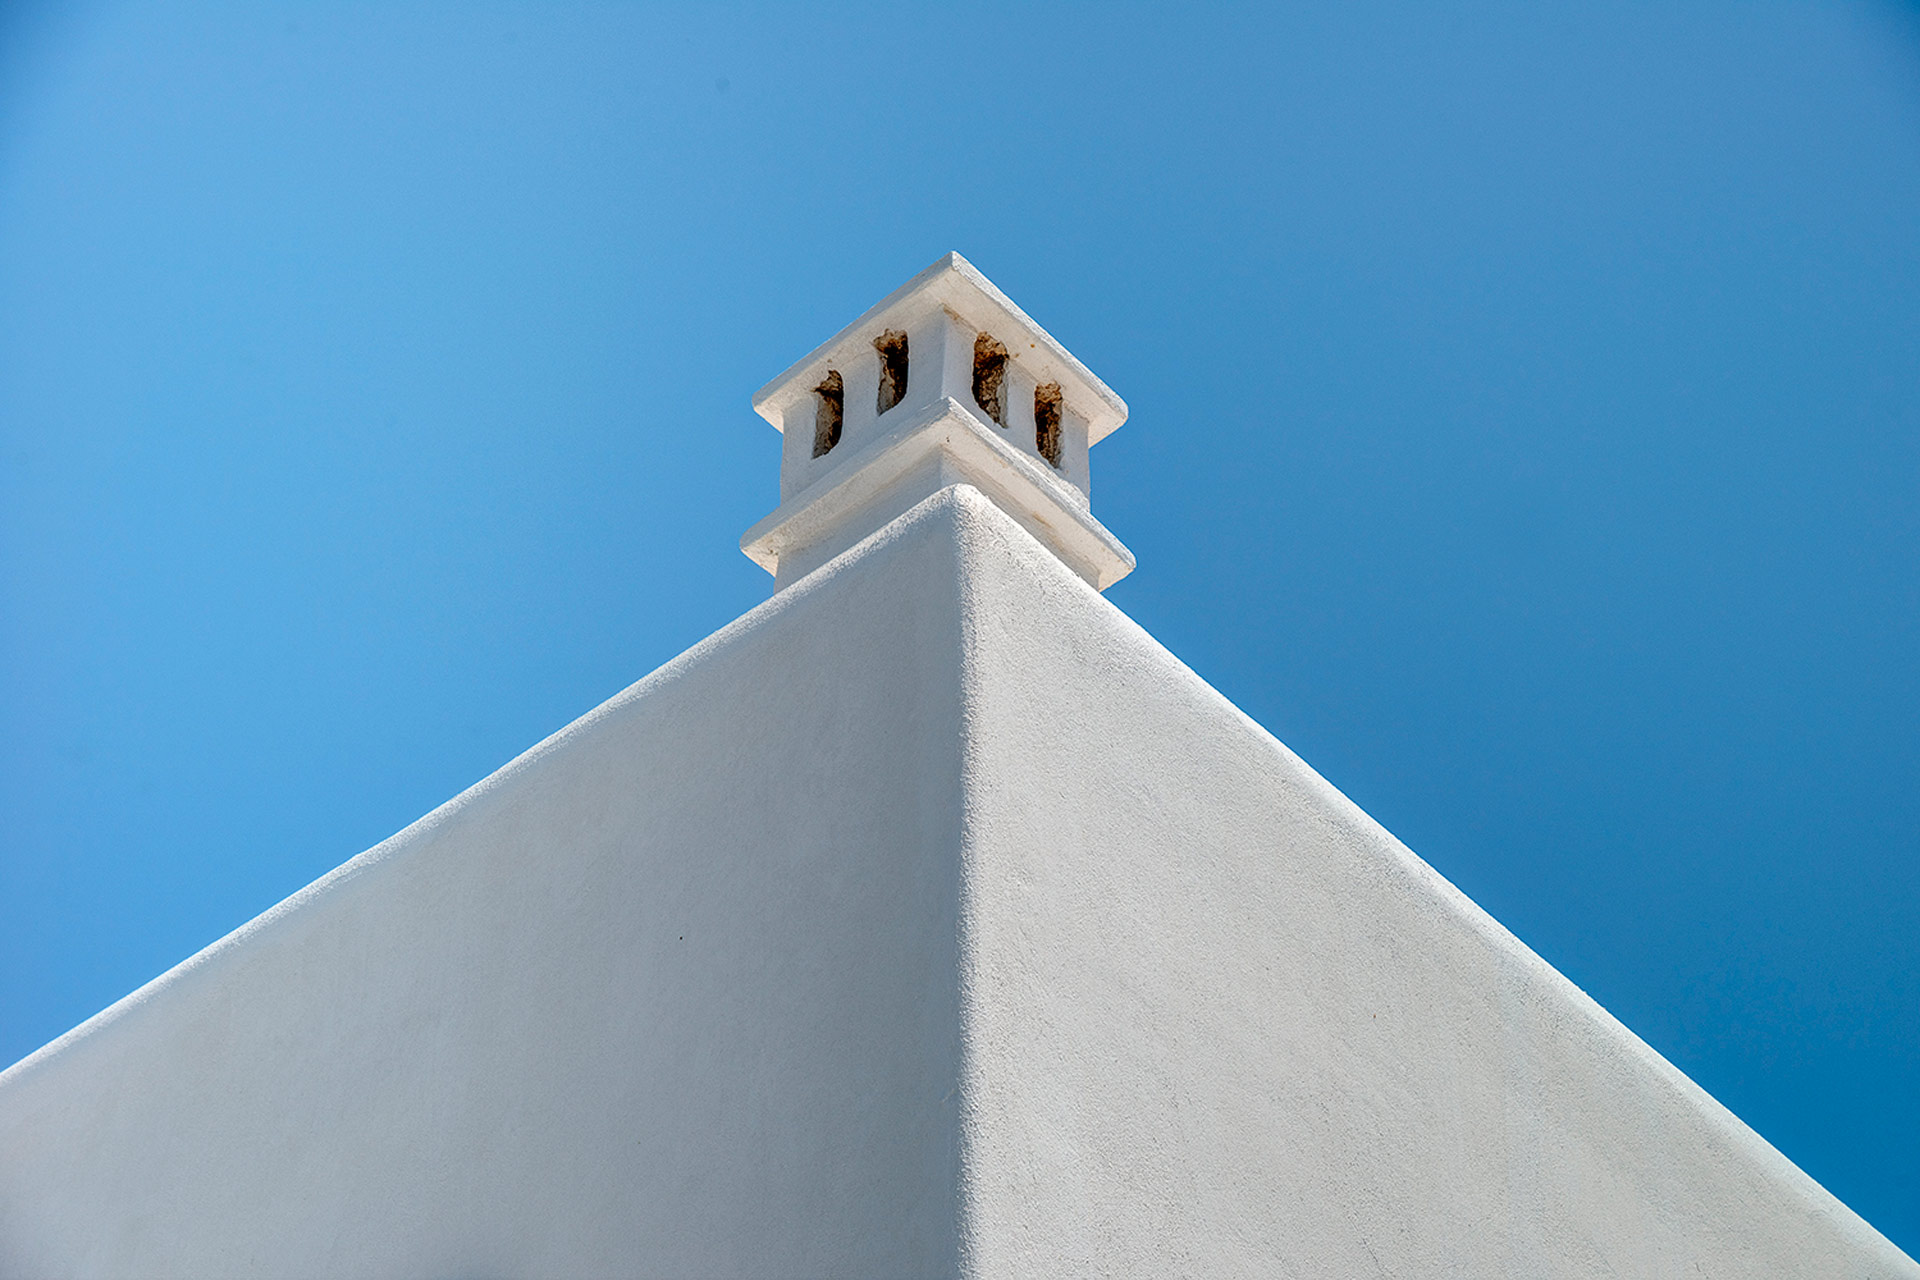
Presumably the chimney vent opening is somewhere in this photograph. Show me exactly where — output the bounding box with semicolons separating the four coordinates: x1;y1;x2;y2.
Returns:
874;330;909;414
972;333;1009;426
812;370;844;458
1034;382;1064;469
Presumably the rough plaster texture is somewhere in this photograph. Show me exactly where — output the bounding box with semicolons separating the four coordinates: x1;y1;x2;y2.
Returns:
2;486;1913;1277
944;487;1916;1277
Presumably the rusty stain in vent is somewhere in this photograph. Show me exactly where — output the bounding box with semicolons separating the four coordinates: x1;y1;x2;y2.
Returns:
874;329;909;414
812;370;844;458
972;333;1009;426
1034;382;1063;469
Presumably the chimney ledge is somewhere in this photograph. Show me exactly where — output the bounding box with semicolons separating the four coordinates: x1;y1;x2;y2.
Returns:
742;396;1133;593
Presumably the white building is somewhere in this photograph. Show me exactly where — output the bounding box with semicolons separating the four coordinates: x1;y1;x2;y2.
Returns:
1;253;1912;1277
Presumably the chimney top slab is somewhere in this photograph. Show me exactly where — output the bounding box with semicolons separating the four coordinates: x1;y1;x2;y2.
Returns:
752;251;1128;444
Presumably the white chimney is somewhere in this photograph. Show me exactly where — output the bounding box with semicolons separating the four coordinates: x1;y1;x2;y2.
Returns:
741;252;1135;592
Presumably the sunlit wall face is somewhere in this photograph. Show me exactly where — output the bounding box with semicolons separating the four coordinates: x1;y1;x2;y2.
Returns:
1;0;1916;1255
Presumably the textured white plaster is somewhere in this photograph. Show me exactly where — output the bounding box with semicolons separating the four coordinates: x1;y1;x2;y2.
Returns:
941;486;1918;1277
1;486;1913;1277
0;497;977;1278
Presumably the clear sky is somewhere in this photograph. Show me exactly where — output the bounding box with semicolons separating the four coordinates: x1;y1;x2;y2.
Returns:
2;0;1916;1253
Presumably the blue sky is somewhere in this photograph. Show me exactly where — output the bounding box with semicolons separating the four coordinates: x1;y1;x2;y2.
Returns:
2;0;1916;1252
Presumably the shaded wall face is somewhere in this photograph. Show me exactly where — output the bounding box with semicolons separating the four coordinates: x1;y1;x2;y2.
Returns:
0;507;971;1279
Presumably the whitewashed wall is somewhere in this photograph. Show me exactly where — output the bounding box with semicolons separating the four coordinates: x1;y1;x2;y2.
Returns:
1;486;1912;1277
0;496;975;1277
945;486;1915;1276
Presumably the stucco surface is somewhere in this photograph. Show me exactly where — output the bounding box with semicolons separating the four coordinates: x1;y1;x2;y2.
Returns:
0;496;973;1278
1;484;1912;1277
945;487;1917;1276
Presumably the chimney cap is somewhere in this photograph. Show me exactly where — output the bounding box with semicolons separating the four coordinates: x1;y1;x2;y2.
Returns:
752;251;1129;445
